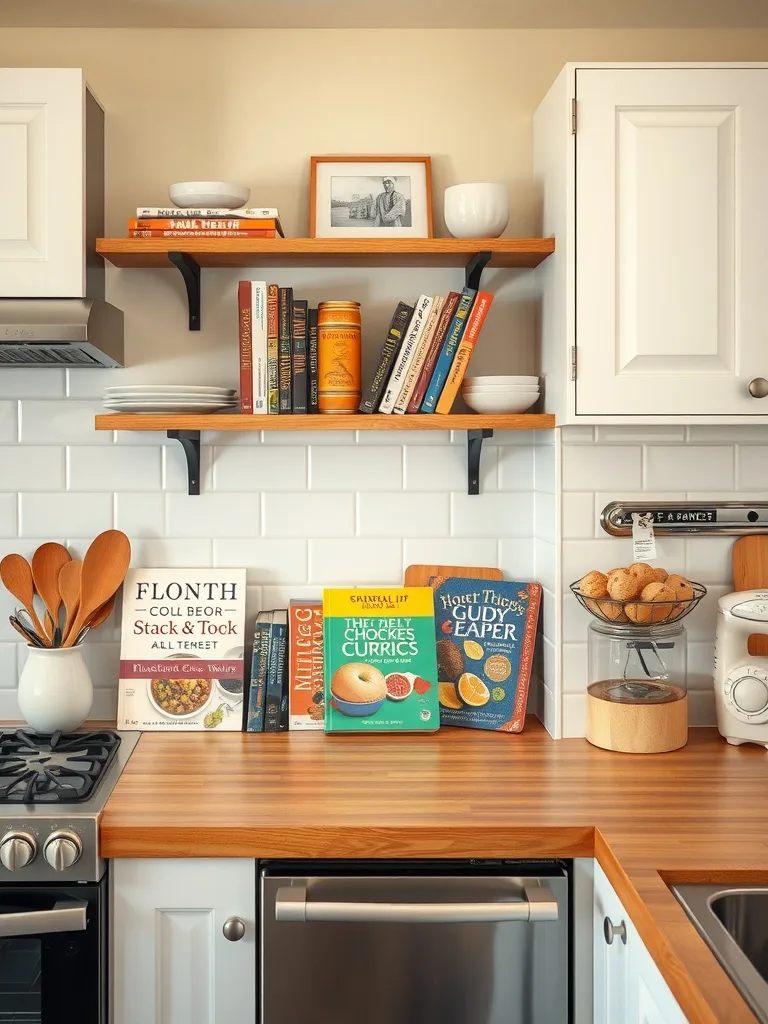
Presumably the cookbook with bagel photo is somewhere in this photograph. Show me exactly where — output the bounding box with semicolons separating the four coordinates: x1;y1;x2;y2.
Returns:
117;568;246;730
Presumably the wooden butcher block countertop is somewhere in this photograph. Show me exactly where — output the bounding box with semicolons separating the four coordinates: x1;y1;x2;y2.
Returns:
101;721;768;1024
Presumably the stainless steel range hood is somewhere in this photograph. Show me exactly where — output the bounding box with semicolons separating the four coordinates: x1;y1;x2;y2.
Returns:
0;299;124;368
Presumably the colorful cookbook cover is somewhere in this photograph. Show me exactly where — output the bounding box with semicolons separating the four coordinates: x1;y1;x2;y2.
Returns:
431;577;541;732
288;600;324;730
117;569;246;731
323;587;439;733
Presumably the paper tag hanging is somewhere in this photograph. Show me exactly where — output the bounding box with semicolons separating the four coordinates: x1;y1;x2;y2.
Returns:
631;512;657;562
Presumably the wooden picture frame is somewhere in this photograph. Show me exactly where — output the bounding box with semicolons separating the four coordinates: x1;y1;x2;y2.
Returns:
310;156;433;239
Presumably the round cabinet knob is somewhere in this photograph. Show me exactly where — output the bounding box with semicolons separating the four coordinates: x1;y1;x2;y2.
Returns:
731;676;768;715
749;378;768;398
43;831;82;871
604;917;627;945
0;832;36;871
222;916;246;942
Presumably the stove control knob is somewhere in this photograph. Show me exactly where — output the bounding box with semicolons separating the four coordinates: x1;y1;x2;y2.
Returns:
0;832;36;871
43;831;82;871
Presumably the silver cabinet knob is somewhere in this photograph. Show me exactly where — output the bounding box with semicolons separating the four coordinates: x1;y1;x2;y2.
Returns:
604;916;627;945
0;832;36;871
749;378;768;398
43;831;82;871
222;916;246;941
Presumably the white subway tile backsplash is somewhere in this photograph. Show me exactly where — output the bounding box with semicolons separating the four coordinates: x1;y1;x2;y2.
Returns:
0;496;16;537
167;492;261;538
405;445;497;492
114;493;165;537
562;493;594;539
562;643;588;694
130;538;212;568
309;539;401;584
20;493;112;538
645;445;734;491
213;445;305;492
265;431;355;446
688;425;768;443
264;493;354;538
534;539;556;592
736;446;768;490
562;693;586;738
562;445;641;492
534;490;557;542
357;492;448;538
684;537;734;585
687;640;715;692
682;585;730;641
451;492;533;538
0;447;64;491
359;430;450;446
214;539;307;583
66;367;117;400
260;584;322;608
559;426;594;443
20;401;108;445
68;446;161;492
533;444;556;494
497;446;534;491
0;402;16;443
0;644;17;688
0;370;64;398
498;539;535;581
595;425;685;443
311;446;401;491
403;537;497;568
688;690;716;727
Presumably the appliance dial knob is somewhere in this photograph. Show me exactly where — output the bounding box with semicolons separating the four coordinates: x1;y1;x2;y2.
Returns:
731;675;768;715
0;832;36;871
43;831;82;871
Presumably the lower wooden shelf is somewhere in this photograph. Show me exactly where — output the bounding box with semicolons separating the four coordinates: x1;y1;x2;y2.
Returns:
94;413;555;496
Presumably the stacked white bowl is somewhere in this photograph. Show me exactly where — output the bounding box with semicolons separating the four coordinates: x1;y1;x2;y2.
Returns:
461;375;540;414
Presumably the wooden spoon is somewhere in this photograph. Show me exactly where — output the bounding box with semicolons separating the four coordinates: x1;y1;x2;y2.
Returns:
63;531;131;647
31;542;71;643
0;554;49;643
58;559;83;642
87;593;116;630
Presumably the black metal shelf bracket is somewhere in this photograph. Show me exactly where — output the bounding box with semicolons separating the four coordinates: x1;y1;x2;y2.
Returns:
465;250;493;291
467;429;493;495
167;430;201;495
168;251;201;331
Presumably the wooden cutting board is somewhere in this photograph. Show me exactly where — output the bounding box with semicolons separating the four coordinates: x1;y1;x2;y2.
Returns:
732;536;768;656
403;564;503;587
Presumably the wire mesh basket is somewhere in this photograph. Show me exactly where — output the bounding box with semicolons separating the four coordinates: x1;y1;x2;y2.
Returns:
570;580;707;627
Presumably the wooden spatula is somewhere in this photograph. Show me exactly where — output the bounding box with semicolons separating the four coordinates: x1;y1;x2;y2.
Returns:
58;559;83;642
404;564;504;587
0;553;48;642
732;536;768;656
72;593;117;645
63;531;131;647
31;542;71;643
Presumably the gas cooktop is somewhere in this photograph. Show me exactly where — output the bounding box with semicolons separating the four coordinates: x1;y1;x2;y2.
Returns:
0;730;121;804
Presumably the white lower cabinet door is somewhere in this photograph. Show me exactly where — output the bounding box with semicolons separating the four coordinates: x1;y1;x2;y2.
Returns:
112;858;256;1024
629;928;689;1024
594;863;631;1024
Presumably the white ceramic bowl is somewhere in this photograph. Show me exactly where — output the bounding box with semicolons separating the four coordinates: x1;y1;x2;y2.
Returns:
465;375;539;386
462;384;540;392
444;183;509;239
463;391;539;414
169;181;250;209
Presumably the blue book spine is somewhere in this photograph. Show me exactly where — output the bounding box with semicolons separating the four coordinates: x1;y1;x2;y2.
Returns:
246;614;271;732
420;288;476;412
264;615;288;732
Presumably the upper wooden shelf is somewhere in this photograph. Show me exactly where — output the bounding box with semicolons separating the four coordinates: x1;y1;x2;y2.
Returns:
96;237;556;269
95;413;555;432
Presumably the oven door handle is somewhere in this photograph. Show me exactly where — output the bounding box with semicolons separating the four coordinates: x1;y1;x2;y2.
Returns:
0;899;87;938
275;883;558;923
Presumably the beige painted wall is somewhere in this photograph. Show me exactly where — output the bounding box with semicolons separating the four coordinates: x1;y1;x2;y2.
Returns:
2;28;767;381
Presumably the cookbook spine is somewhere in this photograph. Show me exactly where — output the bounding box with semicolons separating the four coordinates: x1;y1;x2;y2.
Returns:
251;281;268;415
358;301;414;414
129;218;278;231
421;288;476;412
246;612;272;732
238;281;253;414
435;291;494;414
291;299;308;414
264;614;288;732
378;296;432;414
307;308;319;413
407;291;460;413
278;288;293;413
137;206;280;219
267;284;279;414
288;601;324;730
128;229;276;238
393;296;444;414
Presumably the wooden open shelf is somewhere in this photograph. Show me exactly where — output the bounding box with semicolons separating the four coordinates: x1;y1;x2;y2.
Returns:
95;413;554;432
96;237;555;269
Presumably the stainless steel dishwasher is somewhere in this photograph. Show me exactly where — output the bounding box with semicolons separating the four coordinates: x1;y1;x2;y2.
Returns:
260;860;569;1023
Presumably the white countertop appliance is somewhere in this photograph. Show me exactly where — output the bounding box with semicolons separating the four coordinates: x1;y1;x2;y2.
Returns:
715;590;768;748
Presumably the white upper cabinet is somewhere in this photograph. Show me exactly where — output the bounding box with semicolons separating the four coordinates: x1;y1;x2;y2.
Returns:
534;64;768;422
0;68;104;298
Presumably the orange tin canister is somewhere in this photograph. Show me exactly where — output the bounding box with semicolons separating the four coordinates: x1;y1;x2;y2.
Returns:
317;301;361;413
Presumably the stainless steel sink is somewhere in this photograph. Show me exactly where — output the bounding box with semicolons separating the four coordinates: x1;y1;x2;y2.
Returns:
673;885;768;1023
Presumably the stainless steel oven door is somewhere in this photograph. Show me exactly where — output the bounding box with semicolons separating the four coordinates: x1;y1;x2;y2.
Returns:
0;883;105;1024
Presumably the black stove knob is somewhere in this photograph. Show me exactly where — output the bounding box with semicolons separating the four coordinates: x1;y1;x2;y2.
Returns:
43;831;82;871
0;832;36;871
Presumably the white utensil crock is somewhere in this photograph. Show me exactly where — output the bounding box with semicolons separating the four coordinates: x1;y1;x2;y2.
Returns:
444;183;509;238
18;646;94;733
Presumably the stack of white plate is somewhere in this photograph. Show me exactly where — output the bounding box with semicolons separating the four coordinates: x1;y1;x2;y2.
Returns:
461;375;540;414
103;385;237;414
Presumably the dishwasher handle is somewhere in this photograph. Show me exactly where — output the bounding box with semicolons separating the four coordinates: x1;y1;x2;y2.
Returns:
275;882;558;924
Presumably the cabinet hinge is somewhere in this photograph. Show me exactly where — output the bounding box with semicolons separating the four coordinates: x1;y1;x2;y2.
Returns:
571;98;577;135
571;346;577;381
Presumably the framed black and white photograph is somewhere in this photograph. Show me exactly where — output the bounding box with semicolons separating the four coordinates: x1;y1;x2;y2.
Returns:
310;156;433;239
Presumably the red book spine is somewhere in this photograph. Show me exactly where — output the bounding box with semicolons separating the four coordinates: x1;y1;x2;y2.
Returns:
407;291;460;412
129;218;277;230
128;229;276;238
238;281;253;414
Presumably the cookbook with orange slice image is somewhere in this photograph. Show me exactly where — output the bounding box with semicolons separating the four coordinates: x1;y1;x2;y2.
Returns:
431;576;541;732
322;587;439;733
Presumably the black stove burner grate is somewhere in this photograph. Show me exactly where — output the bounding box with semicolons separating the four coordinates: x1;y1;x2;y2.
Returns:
0;730;121;804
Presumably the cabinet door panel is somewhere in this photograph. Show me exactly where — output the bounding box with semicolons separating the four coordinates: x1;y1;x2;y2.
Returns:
576;68;768;416
594;863;630;1024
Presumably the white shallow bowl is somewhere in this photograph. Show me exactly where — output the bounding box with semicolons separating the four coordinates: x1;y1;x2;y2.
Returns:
444;183;509;239
105;384;235;396
169;181;250;209
463;391;539;414
464;375;539;386
462;384;540;393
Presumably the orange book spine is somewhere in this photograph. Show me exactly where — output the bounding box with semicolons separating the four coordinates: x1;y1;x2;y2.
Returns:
129;218;278;230
128;229;276;238
288;601;324;730
238;281;253;414
435;291;494;414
